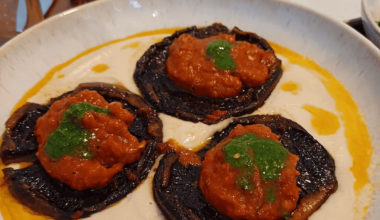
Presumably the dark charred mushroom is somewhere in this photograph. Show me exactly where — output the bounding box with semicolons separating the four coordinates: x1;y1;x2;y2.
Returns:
0;103;48;164
134;24;282;124
1;82;163;219
153;115;337;220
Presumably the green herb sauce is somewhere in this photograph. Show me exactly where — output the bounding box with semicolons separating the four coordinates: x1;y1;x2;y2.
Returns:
222;133;288;190
283;211;291;219
265;188;276;203
206;39;236;70
44;102;110;160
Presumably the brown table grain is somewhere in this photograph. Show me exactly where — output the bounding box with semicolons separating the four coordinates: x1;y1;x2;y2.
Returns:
0;0;95;47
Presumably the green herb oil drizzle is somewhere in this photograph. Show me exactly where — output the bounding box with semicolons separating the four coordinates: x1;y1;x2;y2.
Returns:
44;102;110;160
206;39;236;70
222;133;288;191
265;188;276;203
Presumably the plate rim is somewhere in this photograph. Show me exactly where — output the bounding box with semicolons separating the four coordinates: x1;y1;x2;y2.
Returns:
0;0;379;219
0;0;379;58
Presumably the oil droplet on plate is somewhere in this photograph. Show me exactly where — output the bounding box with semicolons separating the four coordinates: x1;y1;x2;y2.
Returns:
57;74;64;79
91;64;109;73
302;104;340;135
121;41;140;49
280;81;300;95
151;37;164;43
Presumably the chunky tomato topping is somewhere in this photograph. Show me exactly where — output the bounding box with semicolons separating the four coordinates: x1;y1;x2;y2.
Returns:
166;34;278;98
157;139;201;167
199;124;300;220
35;90;146;190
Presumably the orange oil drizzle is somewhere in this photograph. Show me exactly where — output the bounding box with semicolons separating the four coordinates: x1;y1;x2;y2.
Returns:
121;41;140;49
302;104;340;135
91;64;109;73
271;42;373;194
280;81;300;95
10;27;181;114
0;28;373;220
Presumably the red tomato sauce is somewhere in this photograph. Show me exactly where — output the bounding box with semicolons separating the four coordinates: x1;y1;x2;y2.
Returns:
166;34;278;98
204;110;228;124
35;90;146;190
199;124;300;220
157;139;201;167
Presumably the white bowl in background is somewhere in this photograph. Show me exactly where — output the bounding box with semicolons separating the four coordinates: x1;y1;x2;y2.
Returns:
362;0;380;47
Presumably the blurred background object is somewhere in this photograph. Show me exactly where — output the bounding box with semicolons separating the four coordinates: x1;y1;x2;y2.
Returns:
0;0;96;46
362;0;380;48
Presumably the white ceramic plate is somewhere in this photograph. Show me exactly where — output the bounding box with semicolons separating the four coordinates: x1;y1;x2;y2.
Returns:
281;0;361;21
0;0;379;219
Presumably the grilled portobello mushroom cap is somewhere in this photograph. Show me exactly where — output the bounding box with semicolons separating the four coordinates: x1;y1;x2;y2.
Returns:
1;103;49;164
153;115;338;220
134;24;282;124
1;82;163;219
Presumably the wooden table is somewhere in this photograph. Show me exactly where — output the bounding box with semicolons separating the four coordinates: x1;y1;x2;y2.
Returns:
0;0;94;46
